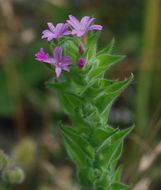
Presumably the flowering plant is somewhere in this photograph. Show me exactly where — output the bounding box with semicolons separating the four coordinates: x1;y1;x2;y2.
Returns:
36;15;133;190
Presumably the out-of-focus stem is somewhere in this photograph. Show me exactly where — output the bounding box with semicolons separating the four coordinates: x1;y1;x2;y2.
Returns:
0;0;25;138
136;0;160;136
4;62;26;138
125;0;161;183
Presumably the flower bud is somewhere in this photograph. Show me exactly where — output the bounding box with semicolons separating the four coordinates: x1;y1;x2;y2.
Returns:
2;167;25;184
0;150;9;170
79;43;84;55
78;58;86;68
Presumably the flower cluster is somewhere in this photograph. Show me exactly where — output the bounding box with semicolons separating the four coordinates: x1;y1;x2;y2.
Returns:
35;15;102;77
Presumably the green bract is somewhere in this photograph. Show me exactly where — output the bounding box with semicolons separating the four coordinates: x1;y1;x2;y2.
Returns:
46;32;134;190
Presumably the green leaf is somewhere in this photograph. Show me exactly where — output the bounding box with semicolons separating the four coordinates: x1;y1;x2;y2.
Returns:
86;32;100;59
84;110;100;127
111;126;134;143
94;173;111;190
94;126;134;169
83;74;133;103
112;167;123;182
46;79;68;91
94;74;134;123
109;143;123;171
111;182;130;190
97;38;115;55
61;130;87;168
61;126;95;160
58;92;83;114
94;141;121;170
71;108;91;129
90;127;116;147
98;74;134;94
87;54;125;80
112;142;123;162
78;167;94;187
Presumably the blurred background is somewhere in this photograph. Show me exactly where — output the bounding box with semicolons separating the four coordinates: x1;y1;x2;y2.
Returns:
0;0;161;189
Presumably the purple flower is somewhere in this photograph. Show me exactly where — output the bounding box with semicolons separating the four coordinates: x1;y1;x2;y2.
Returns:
42;22;71;41
78;58;86;68
67;15;103;37
53;47;72;77
35;48;51;63
35;47;72;78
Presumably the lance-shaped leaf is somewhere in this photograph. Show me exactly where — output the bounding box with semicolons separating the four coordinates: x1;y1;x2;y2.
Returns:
58;92;83;115
94;141;121;170
112;166;123;182
86;32;100;59
94;172;111;190
90;127;116;147
97;126;133;153
111;126;134;143
81;104;101;127
111;182;130;190
71;108;93;130
78;167;95;187
94;74;134;123
60;126;95;160
87;54;125;80
46;79;69;92
94;126;133;169
82;74;133;104
97;38;115;56
62;133;87;168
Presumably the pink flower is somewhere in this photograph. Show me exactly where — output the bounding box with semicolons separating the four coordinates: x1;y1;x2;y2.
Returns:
42;22;71;41
67;15;103;37
35;47;72;78
53;47;72;77
35;48;51;63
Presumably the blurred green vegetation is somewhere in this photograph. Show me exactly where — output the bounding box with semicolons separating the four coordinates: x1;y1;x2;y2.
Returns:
0;0;161;190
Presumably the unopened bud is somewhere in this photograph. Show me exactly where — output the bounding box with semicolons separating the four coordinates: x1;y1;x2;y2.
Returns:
2;167;25;184
78;58;86;68
0;150;9;170
79;43;84;55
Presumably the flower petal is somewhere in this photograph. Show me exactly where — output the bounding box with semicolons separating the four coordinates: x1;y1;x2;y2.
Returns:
62;56;71;64
63;30;72;35
42;30;56;41
55;23;64;37
72;29;84;37
81;17;95;29
54;47;63;61
81;16;95;28
80;16;90;25
67;15;80;29
62;66;70;72
35;48;48;60
47;22;55;33
55;67;62;78
35;48;55;64
89;24;103;31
